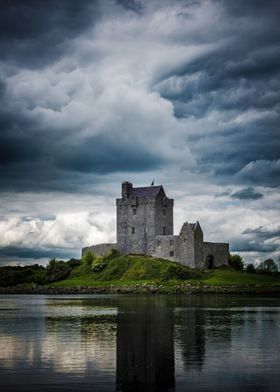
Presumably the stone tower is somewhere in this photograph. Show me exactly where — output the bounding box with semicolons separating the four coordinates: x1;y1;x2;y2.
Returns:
116;181;174;255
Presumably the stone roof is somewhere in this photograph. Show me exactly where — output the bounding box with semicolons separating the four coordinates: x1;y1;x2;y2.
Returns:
132;185;163;198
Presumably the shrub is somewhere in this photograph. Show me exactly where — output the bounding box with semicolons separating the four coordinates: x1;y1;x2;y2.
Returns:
67;258;82;268
91;256;107;272
83;251;95;266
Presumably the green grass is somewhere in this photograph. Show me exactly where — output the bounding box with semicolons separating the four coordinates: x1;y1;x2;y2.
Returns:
48;254;280;289
203;268;280;286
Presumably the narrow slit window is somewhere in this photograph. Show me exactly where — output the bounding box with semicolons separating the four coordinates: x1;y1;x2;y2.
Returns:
170;251;174;257
163;209;166;216
133;208;136;215
170;240;174;246
157;241;161;246
163;227;166;235
131;227;135;234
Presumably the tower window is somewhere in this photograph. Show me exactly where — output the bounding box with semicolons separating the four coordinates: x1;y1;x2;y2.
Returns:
131;227;135;234
163;227;166;235
163;209;166;216
170;251;174;257
157;241;161;246
170;240;174;246
133;208;136;215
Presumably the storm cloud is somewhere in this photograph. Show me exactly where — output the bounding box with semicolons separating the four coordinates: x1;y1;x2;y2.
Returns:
231;187;264;200
0;0;279;265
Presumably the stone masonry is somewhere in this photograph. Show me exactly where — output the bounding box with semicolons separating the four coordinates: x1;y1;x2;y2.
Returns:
82;181;229;269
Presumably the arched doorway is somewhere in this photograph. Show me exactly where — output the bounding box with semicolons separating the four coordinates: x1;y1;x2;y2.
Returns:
206;255;214;269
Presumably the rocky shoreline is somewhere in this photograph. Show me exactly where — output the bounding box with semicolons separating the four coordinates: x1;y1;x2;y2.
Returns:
0;283;280;295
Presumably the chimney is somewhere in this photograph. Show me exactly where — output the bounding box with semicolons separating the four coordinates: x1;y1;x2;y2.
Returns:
122;181;133;198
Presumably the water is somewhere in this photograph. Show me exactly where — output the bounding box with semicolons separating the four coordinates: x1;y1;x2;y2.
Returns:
0;295;279;391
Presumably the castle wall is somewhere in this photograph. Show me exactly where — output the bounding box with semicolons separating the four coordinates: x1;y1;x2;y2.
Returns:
82;243;117;258
154;190;174;237
153;235;179;261
177;223;195;268
202;242;229;268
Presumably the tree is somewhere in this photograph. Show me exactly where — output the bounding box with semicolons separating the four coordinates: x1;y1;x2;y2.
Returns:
228;254;244;271
257;258;278;273
46;259;72;282
245;263;256;273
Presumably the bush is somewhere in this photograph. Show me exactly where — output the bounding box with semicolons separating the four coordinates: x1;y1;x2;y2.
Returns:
228;254;244;271
105;248;120;260
83;251;95;266
91;256;108;272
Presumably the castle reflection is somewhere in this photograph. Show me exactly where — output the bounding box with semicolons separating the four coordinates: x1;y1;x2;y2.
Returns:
116;297;175;391
175;307;206;372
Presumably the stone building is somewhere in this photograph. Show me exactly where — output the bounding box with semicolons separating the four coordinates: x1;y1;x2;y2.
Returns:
82;181;229;269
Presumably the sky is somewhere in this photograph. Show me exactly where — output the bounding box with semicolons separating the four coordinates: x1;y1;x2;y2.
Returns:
0;0;279;266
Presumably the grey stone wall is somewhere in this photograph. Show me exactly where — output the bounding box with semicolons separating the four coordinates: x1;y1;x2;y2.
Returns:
152;222;200;268
177;223;195;267
117;196;156;254
154;189;174;237
153;235;179;261
193;223;204;268
82;243;117;258
202;242;229;268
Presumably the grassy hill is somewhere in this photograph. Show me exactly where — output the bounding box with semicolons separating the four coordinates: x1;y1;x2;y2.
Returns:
51;254;203;287
0;252;279;294
48;253;280;293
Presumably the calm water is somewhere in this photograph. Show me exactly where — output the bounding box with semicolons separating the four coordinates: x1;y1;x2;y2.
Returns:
0;295;280;391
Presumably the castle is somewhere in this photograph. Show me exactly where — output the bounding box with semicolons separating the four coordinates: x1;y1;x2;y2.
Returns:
82;181;229;269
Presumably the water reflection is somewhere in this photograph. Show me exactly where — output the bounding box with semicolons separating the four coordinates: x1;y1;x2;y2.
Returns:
116;297;175;391
0;295;279;391
176;307;206;372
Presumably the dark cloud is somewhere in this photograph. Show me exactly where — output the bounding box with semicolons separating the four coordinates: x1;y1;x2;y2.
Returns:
231;187;264;200
232;224;280;254
231;239;278;253
0;0;279;192
0;246;78;260
155;0;280;186
0;0;99;68
235;159;280;188
243;226;280;240
57;135;164;174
